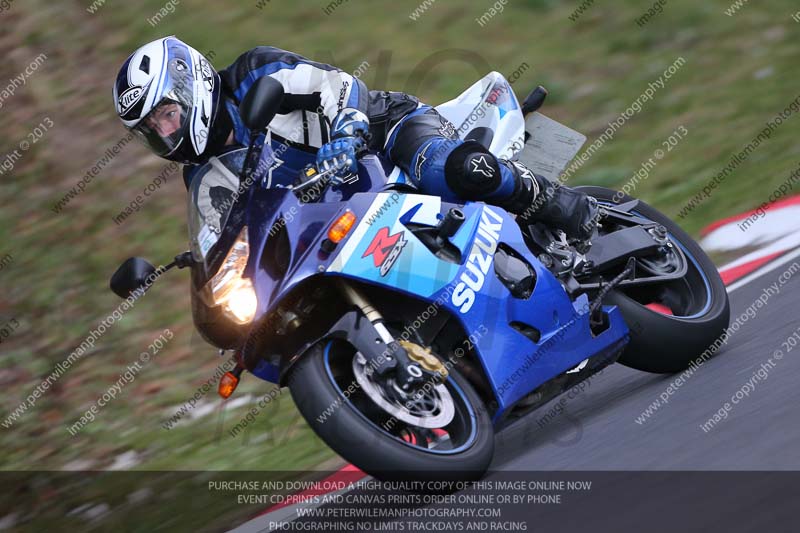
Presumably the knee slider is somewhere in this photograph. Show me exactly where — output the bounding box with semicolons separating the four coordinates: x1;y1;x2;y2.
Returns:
444;141;502;199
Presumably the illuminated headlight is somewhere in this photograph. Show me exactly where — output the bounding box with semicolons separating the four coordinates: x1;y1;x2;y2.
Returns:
223;278;258;324
206;227;258;325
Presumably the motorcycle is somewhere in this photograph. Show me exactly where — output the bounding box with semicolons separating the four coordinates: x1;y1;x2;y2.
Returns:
110;72;730;481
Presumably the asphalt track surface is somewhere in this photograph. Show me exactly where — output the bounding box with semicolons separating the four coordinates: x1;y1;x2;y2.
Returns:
491;258;800;471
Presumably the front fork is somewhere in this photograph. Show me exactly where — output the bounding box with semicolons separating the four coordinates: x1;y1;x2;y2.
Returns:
337;281;426;390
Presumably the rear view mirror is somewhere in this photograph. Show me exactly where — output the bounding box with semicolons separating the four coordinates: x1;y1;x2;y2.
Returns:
239;76;284;132
110;257;158;299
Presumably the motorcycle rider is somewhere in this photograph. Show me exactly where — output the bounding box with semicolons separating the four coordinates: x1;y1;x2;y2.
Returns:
113;36;597;240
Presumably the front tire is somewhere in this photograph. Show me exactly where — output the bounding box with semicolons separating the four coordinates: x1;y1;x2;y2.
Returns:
287;340;494;481
577;186;730;373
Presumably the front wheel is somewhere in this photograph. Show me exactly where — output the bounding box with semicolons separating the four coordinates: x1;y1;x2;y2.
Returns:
577;186;731;374
287;340;494;481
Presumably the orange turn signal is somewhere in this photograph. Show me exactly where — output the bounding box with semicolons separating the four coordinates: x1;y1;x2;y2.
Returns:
218;371;240;399
327;211;357;244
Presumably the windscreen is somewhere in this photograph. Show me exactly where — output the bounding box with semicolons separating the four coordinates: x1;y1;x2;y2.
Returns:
187;148;248;266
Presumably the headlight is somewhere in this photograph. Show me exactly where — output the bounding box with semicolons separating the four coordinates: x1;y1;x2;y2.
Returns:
223;278;258;324
206;227;258;325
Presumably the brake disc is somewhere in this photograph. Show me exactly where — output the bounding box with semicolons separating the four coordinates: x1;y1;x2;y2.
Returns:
352;351;455;429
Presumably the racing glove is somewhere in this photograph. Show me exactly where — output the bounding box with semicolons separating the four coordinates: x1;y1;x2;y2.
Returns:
316;108;370;175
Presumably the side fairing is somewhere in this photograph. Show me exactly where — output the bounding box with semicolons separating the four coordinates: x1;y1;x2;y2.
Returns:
327;194;628;418
244;189;627;418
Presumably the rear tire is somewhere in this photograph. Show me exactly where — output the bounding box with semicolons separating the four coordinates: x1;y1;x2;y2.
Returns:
287;341;495;481
577;186;730;373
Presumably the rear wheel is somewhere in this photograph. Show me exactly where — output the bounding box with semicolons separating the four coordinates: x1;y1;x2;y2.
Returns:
577;186;730;373
287;340;494;481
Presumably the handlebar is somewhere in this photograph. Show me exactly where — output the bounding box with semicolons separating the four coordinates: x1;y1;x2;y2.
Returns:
288;158;355;193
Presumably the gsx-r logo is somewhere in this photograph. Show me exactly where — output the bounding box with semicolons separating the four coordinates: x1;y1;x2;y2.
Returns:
363;227;407;277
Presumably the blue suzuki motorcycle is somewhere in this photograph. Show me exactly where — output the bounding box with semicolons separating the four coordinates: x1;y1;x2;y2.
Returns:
111;75;729;481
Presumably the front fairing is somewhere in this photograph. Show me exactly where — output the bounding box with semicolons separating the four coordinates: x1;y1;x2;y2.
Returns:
188;140;396;304
244;189;335;315
240;147;400;319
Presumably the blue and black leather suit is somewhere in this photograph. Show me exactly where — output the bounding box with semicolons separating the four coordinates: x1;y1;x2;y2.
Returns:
182;46;534;214
182;46;598;239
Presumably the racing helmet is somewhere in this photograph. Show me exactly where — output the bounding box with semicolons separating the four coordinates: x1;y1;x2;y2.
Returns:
113;36;227;164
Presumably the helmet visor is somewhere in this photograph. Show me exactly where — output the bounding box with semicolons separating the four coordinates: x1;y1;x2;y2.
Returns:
130;57;196;157
132;99;190;156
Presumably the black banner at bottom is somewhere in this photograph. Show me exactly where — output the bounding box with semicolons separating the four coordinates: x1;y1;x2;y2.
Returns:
0;471;796;532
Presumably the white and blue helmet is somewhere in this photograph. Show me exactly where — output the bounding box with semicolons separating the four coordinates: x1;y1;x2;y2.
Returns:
113;36;222;164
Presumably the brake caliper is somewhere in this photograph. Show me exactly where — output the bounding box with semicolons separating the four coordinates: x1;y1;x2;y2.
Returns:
399;340;449;381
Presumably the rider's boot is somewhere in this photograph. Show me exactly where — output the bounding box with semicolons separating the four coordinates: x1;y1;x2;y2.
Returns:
497;160;598;242
441;140;597;242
